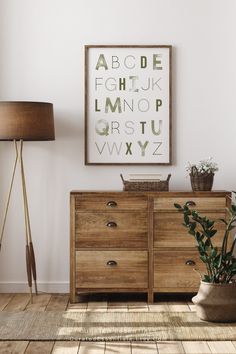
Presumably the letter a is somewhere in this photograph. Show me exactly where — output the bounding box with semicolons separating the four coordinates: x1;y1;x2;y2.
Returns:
96;54;108;70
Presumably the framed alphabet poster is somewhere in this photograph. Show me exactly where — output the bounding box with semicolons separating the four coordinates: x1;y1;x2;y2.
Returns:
85;45;172;165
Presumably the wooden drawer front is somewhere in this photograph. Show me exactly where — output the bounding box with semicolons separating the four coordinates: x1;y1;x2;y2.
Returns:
76;229;147;248
154;250;205;291
76;251;148;288
75;195;147;211
154;212;226;248
76;211;147;231
154;197;226;211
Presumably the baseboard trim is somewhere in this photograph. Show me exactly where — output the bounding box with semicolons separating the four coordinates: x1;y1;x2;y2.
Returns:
0;282;69;293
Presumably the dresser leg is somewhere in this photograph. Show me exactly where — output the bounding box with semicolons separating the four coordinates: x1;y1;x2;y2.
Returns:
70;291;77;304
148;290;154;304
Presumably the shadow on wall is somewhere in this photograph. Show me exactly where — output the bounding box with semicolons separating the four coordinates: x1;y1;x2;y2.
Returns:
54;111;83;141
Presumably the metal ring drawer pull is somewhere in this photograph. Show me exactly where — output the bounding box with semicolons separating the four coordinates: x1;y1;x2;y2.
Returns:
186;200;196;207
107;260;117;266
106;221;117;228
106;201;117;207
185;259;196;266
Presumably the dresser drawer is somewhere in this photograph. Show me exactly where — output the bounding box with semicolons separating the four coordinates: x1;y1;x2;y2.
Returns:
75;195;147;211
76;228;147;248
76;212;147;232
154;250;205;291
154;212;226;248
76;251;148;288
154;197;226;211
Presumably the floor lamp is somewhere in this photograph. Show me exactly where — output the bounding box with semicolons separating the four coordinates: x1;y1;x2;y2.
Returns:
0;101;55;302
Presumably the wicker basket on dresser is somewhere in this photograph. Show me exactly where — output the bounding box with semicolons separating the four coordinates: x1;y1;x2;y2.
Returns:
70;191;230;303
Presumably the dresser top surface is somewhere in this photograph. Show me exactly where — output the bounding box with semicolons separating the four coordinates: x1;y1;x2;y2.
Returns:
70;190;230;197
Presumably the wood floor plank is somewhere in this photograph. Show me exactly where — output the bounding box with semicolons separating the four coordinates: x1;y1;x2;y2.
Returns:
105;342;131;354
0;341;28;354
128;301;149;312
0;294;14;311
107;302;128;312
25;341;54;353
52;341;79;354
207;341;236;353
131;341;158;353
67;302;88;312
148;302;169;312
46;294;69;311
3;293;30;311
157;341;185;354
182;341;211;353
25;294;51;311
87;301;107;312
78;341;105;354
167;301;190;312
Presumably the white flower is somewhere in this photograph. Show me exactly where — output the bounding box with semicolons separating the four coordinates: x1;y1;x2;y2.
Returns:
186;158;218;174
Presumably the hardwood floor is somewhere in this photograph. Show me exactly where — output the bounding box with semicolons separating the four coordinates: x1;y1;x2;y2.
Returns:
0;293;236;353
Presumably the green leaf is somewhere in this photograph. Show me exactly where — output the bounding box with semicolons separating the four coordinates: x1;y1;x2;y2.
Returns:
208;229;217;237
184;214;190;225
219;218;227;225
174;203;182;210
200;255;208;263
203;275;211;282
211;248;217;258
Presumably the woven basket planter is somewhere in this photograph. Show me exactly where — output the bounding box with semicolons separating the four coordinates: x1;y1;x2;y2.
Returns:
190;173;214;191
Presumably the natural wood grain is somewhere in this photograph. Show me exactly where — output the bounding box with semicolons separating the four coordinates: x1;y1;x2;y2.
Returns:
25;293;51;311
75;194;148;211
87;301;107;312
52;341;80;354
3;293;30;311
107;301;128;312
167;301;191;312
0;341;28;354
67;302;88;312
154;250;205;291
76;250;148;288
105;342;131;354
128;301;149;312
154;212;226;248
76;211;147;248
131;341;158;353
182;341;211;353
0;294;14;310
154;196;226;211
46;294;69;311
157;341;185;353
148;302;169;312
24;341;54;353
70;194;76;303
71;191;229;301
78;341;105;354
207;341;236;353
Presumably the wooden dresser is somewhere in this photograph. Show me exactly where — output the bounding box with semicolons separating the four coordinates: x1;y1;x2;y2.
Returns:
70;191;230;303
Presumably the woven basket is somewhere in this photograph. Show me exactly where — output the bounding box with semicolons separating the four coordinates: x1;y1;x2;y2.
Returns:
120;174;171;192
190;173;214;191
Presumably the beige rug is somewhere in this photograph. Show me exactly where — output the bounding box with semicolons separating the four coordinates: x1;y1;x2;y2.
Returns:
0;311;236;341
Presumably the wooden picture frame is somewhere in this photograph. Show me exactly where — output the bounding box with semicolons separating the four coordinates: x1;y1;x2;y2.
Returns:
85;45;172;165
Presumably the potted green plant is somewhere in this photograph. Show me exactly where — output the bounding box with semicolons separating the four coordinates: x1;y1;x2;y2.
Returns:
174;197;236;322
186;157;218;191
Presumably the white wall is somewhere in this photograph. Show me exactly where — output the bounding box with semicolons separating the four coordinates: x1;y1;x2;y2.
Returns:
0;0;236;292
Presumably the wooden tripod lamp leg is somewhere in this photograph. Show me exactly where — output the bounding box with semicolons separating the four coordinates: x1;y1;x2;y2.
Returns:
19;141;38;295
19;140;38;303
0;140;19;251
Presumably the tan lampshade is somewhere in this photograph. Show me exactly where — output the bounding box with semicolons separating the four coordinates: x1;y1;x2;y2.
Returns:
0;101;55;141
